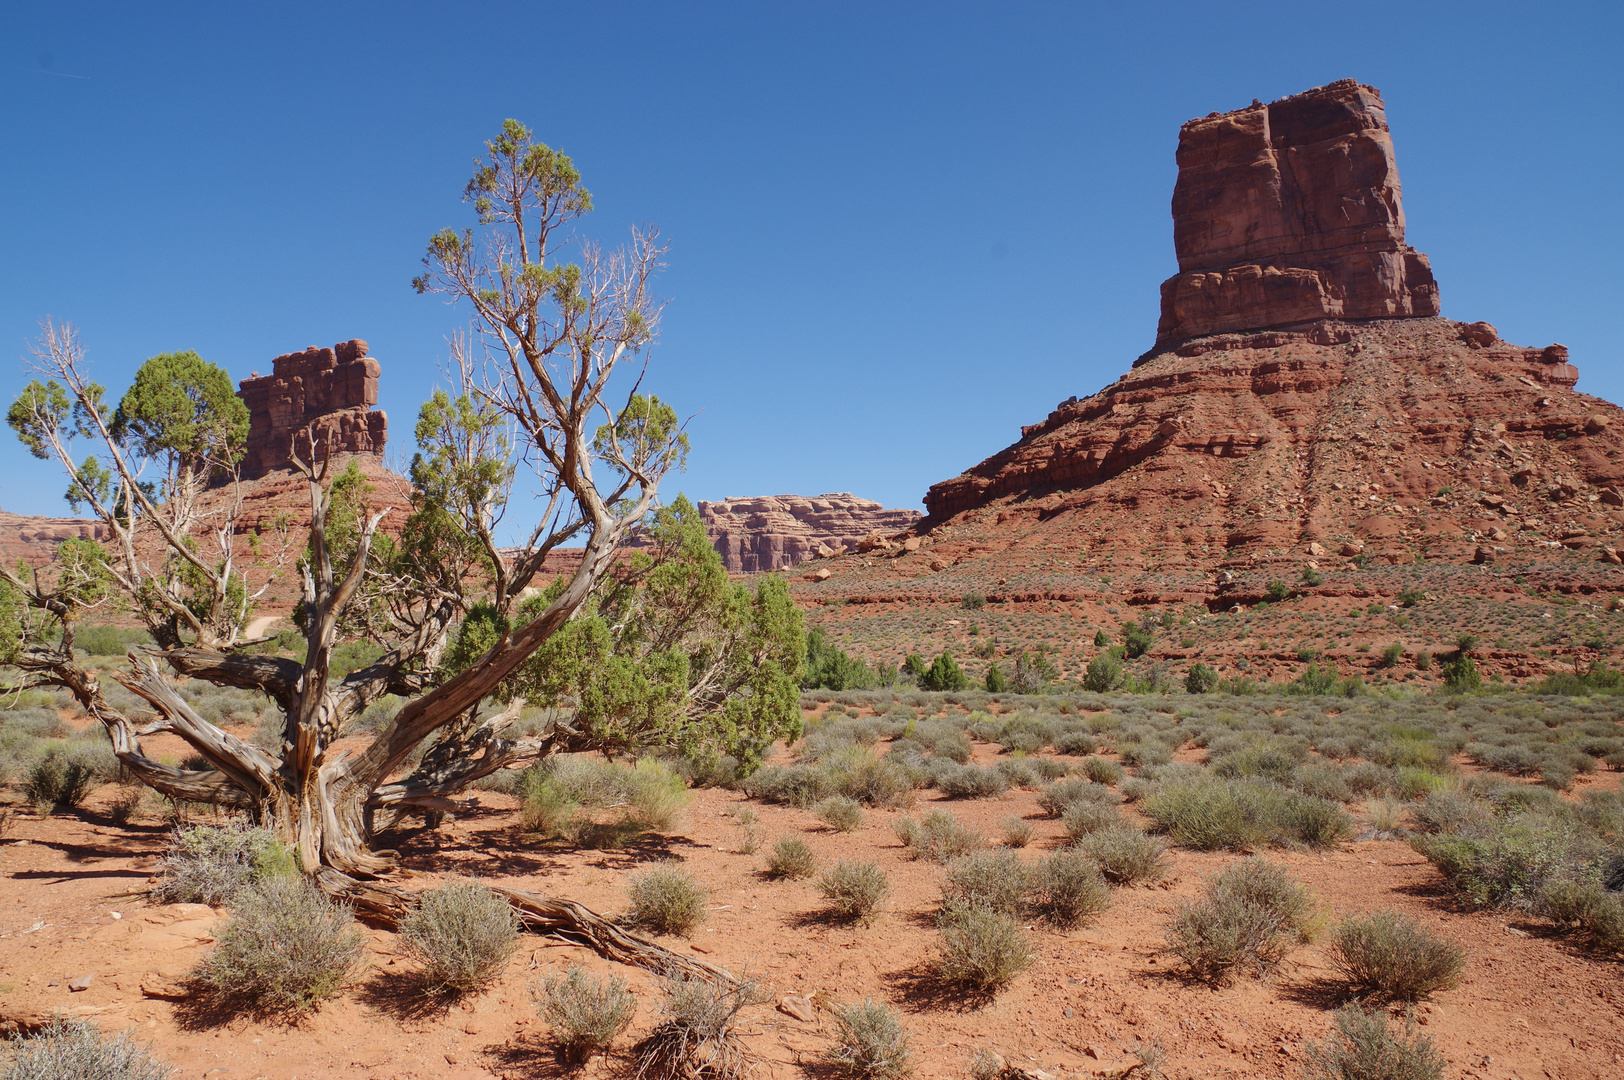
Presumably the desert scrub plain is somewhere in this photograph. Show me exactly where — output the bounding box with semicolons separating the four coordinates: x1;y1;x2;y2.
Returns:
1;666;1622;1078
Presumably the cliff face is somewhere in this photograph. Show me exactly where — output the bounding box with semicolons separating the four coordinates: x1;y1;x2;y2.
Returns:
1156;80;1438;348
0;510;109;569
697;494;920;572
237;339;387;477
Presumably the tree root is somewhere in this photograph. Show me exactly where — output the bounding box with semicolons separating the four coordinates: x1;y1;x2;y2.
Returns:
316;868;736;985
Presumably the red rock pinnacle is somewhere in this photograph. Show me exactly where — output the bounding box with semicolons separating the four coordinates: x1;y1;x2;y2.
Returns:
1155;79;1439;347
236;339;388;477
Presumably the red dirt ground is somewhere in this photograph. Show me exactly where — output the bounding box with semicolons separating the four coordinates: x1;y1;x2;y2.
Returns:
2;732;1622;1080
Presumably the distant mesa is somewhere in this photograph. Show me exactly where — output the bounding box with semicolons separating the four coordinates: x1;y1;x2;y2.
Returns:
237;339;388;477
1156;79;1438;348
698;494;920;573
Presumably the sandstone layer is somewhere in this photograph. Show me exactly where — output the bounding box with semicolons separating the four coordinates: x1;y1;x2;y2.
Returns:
697;494;920;572
237;339;387;477
1156;80;1438;348
0;510;110;569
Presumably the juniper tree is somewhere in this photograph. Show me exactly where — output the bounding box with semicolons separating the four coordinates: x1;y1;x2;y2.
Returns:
0;120;792;980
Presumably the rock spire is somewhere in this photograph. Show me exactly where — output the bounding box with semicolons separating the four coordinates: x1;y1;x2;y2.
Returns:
236;339;388;477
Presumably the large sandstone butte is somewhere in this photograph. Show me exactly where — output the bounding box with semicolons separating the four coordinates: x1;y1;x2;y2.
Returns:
1155;79;1438;348
698;494;920;572
794;82;1624;687
237;339;388;477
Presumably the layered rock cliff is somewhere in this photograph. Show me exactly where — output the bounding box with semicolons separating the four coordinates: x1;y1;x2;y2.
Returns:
698;494;920;572
237;339;387;477
1155;79;1438;348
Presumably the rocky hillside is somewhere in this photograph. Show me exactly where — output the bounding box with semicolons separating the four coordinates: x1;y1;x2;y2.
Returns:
697;494;919;572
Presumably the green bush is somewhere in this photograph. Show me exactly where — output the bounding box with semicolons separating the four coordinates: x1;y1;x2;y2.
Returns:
1083;653;1123;693
626;864;708;935
935;908;1033;993
931;762;1009;799
1054;731;1098;755
818;860;889;922
1441;655;1480;691
1163;859;1316;985
533;966;637;1064
202;877;366;1014
154;822;297;905
73;623;154;657
1080;756;1125;785
1032;850;1110;928
765;836;818;879
1073;826;1166;885
1;1017;172;1080
23;750;97;812
1301;1006;1445;1080
1185;662;1220;694
1061;800;1122;840
941;849;1030;918
1538;880;1624;954
400;881;520;995
816;796;866;833
1409;815;1602;909
1038;777;1117;818
827;998;914;1079
1329;910;1465;1002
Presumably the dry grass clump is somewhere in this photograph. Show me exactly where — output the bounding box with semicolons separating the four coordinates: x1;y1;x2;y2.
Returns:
1328;910;1466;1002
1164;858;1317;985
1072;826;1166;884
1;1017;173;1080
400;881;519;996
634;975;766;1080
826;998;914;1079
934;907;1033;993
818;860;889;922
202;877;366;1014
816;795;867;832
1142;777;1352;851
626;864;708;936
1037;777;1117;819
999;815;1033;848
941;849;1030;918
1061;800;1122;839
1079;756;1125;785
765;836;818;879
533;966;637;1064
893;809;983;862
1031;850;1111;928
1301;1005;1445;1080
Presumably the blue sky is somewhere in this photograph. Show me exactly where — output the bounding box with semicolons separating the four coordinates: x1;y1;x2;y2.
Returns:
3;2;1620;529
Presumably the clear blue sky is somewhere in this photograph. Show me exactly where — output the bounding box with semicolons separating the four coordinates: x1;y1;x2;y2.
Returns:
3;2;1620;529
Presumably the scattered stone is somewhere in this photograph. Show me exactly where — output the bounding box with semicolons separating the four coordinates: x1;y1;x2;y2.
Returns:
67;974;93;992
140;978;189;1000
777;994;817;1023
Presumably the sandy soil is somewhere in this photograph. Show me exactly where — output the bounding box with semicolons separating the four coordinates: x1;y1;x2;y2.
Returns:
2;740;1622;1080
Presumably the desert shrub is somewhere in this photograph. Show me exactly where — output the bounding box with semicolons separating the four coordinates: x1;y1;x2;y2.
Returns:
994;758;1041;788
1119;740;1173;768
1294;762;1353;803
1029;755;1070;781
941;849;1030;918
520;769;581;836
1;1017;172;1080
533;966;637;1064
1080;756;1125;785
1409;814;1606;909
22;749;97;812
931;762;1009;799
894;809;982;862
935;908;1033;993
1000;815;1032;848
71;623;155;657
202;877;366;1014
626;864;708;935
1031;849;1110;927
0;707;66;739
1185;662;1220;694
1365;797;1407;837
1142;777;1351;851
744;762;836;807
1391;767;1450;801
1061;800;1122;839
1038;777;1117;818
931;731;973;763
400;881;520;995
1343;762;1393;796
818;860;889;922
635;975;766;1080
766;836;818;879
817;796;866;832
1301;1005;1445;1080
1538;880;1624;953
1212;737;1307;785
1329;910;1466;1002
1442;654;1481;692
1163;859;1315;985
1054;731;1098;755
827;998;914;1079
1411;791;1492;835
154;822;296;905
1073;826;1166;884
822;746;918;808
621;758;693;829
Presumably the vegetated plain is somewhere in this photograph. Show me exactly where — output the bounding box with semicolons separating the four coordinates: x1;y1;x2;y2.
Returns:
1;650;1622;1079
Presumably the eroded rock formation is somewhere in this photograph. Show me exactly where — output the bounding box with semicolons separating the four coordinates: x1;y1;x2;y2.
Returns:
0;509;110;569
237;339;387;477
697;494;920;572
1155;79;1438;348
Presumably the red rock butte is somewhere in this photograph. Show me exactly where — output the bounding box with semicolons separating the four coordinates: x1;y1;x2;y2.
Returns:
697;495;921;573
1156;79;1438;348
237;339;388;477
